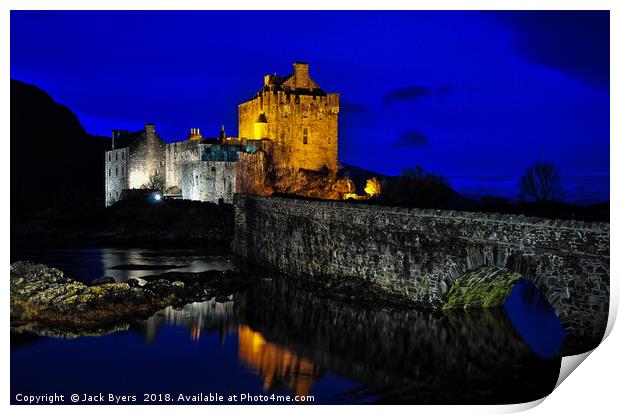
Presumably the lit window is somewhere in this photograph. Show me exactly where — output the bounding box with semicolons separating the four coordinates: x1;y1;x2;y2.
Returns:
303;127;308;144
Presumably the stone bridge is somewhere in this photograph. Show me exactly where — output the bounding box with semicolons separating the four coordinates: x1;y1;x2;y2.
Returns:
233;194;610;342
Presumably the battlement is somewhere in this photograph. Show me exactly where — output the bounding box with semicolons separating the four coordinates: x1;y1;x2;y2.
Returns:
238;62;339;172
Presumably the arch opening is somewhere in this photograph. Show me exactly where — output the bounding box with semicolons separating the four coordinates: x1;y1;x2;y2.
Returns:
504;279;567;359
444;265;567;359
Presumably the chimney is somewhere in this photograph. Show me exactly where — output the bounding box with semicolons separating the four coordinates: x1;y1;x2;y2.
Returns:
188;127;202;141
145;123;156;141
293;62;310;87
111;129;128;150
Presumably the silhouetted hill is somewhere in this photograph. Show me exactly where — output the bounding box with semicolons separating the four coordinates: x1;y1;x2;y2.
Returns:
11;79;109;218
339;162;389;191
339;163;608;222
339;162;480;210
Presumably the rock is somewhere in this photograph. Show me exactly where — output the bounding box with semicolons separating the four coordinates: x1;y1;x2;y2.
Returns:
127;279;141;287
90;276;116;286
144;279;175;296
10;261;256;332
11;261;158;328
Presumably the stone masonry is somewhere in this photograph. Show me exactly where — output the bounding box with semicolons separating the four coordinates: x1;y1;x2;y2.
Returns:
233;194;610;342
181;160;237;203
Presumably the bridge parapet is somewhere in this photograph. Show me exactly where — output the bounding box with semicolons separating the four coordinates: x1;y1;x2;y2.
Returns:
233;194;609;345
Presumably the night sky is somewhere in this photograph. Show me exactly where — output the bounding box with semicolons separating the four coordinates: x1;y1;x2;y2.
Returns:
10;10;609;204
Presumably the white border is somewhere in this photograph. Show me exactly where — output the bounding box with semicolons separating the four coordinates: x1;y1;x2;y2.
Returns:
2;1;617;414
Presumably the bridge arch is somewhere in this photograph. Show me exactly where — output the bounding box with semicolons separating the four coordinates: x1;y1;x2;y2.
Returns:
442;245;568;322
234;194;610;344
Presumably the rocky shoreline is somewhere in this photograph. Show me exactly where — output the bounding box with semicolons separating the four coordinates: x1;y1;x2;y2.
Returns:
10;261;257;334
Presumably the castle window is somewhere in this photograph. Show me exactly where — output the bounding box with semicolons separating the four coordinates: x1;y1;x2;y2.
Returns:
211;166;216;172
108;154;111;161
109;169;111;177
116;153;118;161
122;152;124;160
115;167;118;176
121;166;124;176
303;128;308;145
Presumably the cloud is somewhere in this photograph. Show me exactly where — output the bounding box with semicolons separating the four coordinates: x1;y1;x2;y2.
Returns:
340;100;374;127
493;11;609;89
384;86;431;104
384;84;455;104
340;100;372;114
392;131;429;148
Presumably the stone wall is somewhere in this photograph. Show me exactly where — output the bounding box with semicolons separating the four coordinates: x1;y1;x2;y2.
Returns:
165;140;204;194
181;161;236;203
233;195;610;340
235;151;271;196
104;148;129;206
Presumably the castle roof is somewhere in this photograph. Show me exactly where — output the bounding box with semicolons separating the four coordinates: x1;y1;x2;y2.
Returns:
247;62;328;101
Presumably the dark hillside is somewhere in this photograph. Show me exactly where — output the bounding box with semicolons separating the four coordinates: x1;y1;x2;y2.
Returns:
11;79;108;218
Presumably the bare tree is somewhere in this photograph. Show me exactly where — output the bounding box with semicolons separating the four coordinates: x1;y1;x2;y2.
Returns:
519;162;563;202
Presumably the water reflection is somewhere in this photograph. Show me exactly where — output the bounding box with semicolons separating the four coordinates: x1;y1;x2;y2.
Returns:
504;279;567;359
10;247;236;283
123;278;561;403
10;248;563;403
140;298;237;344
237;325;323;397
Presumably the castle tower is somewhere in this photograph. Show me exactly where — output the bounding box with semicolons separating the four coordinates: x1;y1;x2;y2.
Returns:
238;62;339;172
252;111;268;139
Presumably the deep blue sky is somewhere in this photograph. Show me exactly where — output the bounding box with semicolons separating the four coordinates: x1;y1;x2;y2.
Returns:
11;11;610;203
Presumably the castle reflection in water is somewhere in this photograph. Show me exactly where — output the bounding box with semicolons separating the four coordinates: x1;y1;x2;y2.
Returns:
141;296;322;397
10;248;566;403
134;277;561;404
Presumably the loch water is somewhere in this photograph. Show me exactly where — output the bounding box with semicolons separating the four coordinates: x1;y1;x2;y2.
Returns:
11;248;565;404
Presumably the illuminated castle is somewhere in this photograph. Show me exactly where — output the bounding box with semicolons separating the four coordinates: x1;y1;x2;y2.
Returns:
104;62;340;207
238;62;339;172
